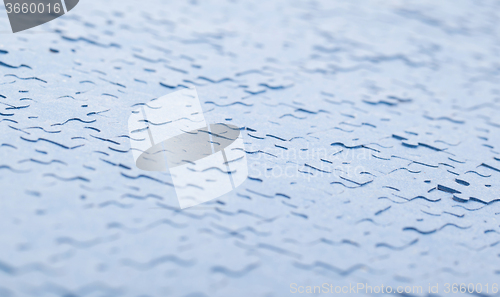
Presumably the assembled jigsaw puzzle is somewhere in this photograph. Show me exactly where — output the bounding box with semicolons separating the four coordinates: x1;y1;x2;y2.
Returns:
1;0;500;296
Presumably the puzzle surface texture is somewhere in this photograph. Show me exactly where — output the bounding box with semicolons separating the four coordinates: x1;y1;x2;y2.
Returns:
1;0;500;296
